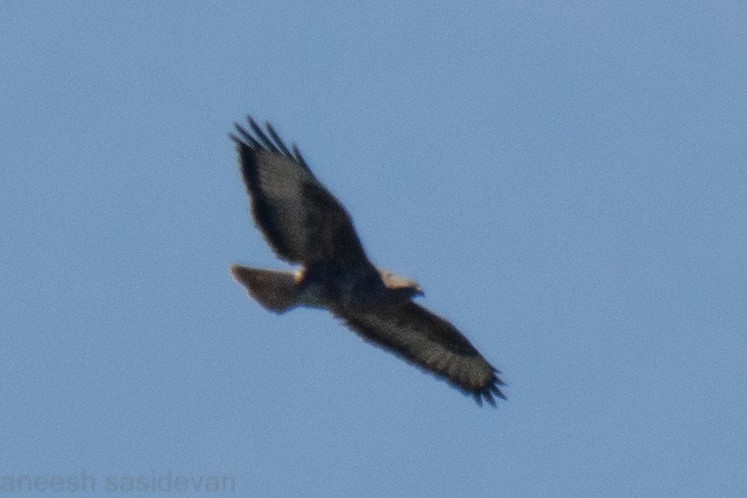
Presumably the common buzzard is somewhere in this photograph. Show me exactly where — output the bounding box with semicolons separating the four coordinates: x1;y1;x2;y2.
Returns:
230;117;506;405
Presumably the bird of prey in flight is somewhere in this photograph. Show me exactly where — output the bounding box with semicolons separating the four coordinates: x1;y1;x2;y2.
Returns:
229;117;506;405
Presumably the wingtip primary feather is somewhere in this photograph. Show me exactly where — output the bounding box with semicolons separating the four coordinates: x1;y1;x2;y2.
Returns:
248;118;280;153
471;372;507;406
266;122;293;157
232;116;309;169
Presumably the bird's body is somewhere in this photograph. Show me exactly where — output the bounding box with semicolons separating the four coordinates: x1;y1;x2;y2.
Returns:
230;117;506;405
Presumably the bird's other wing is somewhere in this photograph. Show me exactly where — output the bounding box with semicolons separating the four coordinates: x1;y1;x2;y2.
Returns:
230;117;370;267
336;301;506;406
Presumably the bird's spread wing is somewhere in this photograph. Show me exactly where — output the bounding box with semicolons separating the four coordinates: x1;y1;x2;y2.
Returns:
336;301;506;406
230;117;369;267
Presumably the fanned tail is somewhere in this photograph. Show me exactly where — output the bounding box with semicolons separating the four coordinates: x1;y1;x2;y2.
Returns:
230;265;299;313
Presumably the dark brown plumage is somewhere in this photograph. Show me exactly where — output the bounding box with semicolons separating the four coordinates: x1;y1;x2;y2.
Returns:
230;117;505;405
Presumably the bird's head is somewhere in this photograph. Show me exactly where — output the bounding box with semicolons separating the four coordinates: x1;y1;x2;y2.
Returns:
377;268;424;299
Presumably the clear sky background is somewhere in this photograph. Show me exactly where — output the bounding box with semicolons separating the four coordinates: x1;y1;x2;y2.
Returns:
2;2;745;497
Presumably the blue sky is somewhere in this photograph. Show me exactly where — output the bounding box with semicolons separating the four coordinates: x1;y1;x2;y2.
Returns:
2;2;745;496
